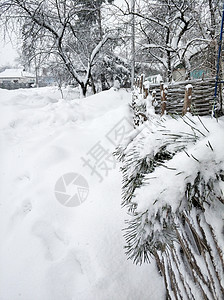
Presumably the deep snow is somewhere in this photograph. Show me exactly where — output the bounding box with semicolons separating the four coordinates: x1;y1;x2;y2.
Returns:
0;87;165;300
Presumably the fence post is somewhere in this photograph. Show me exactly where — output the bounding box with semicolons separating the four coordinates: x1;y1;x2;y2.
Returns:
160;82;167;115
152;90;156;106
139;74;144;94
182;84;193;115
143;80;149;99
143;86;148;99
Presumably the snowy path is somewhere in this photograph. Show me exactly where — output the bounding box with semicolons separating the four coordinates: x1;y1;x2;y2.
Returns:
0;87;164;300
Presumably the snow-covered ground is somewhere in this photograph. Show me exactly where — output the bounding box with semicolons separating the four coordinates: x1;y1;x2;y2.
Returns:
0;87;165;300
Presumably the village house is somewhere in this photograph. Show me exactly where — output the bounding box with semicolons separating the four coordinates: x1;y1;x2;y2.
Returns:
0;68;36;89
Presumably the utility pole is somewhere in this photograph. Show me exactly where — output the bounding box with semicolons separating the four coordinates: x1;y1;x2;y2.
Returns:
214;2;224;116
34;56;39;88
131;0;135;89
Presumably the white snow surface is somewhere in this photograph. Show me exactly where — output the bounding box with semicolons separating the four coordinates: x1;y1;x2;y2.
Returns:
0;87;165;300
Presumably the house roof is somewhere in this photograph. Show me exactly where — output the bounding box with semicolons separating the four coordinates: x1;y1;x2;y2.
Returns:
0;68;35;78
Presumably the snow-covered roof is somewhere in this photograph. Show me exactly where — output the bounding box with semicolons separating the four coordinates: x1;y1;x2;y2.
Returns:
0;68;35;78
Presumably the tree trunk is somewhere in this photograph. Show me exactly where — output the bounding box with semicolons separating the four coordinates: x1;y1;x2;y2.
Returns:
101;73;108;91
208;0;217;75
131;0;135;89
167;51;172;83
90;74;97;94
80;82;87;98
96;0;103;40
166;25;172;83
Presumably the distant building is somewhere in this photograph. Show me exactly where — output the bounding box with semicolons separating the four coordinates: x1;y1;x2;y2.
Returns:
0;68;36;89
38;76;56;87
145;74;163;84
172;66;211;82
172;62;186;82
190;69;210;80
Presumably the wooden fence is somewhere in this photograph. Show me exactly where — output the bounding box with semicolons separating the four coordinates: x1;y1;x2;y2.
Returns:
135;75;217;116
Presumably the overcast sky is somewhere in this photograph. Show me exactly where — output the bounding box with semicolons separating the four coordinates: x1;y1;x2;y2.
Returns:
0;41;18;67
0;25;19;67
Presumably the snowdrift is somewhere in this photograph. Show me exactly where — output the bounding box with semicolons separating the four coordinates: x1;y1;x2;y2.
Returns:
0;87;165;300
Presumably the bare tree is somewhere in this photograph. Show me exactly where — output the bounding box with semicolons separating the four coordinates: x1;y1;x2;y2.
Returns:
114;0;222;82
0;0;115;96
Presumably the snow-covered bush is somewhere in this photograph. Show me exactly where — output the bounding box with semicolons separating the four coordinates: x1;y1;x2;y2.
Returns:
92;55;131;91
115;95;224;299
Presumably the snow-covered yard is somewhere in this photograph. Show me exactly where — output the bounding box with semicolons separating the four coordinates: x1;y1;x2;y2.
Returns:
0;87;165;300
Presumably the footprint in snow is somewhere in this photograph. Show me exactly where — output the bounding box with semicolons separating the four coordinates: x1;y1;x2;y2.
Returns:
11;198;32;221
46;248;92;300
32;221;69;261
8;198;32;232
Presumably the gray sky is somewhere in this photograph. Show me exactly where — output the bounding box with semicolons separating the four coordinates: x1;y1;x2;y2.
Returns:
0;40;18;67
0;25;19;67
